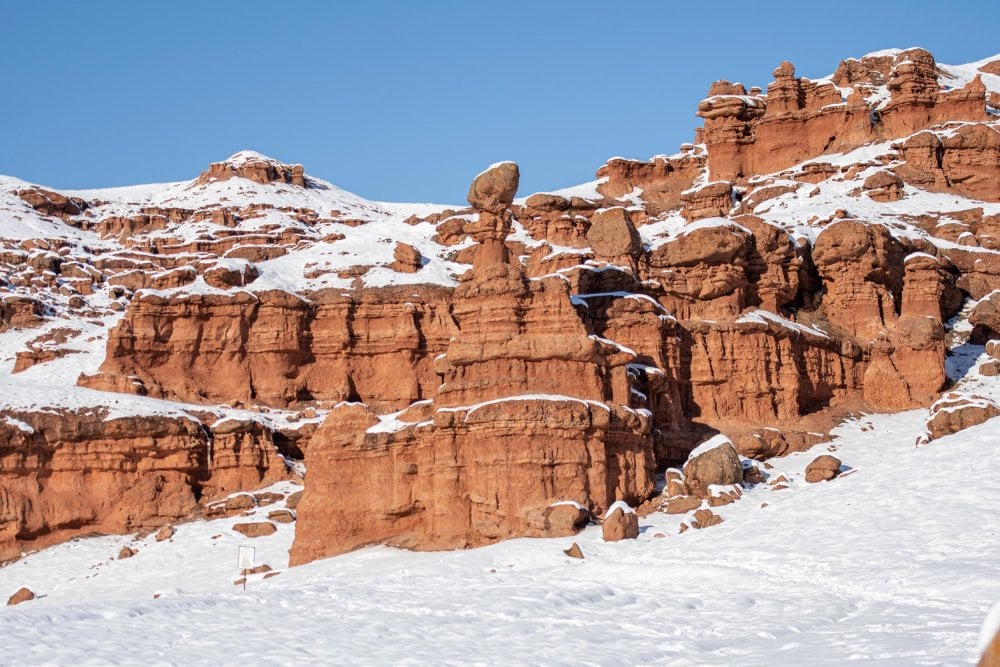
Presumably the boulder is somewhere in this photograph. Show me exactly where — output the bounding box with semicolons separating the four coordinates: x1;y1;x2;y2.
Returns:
233;521;277;538
6;587;35;606
804;455;842;483
665;496;701;515
692;509;723;529
118;546;137;560
586;207;642;259
542;503;590;536
563;543;584;559
267;509;296;524
926;394;1000;440
390;242;423;273
682;436;744;498
602;502;639;542
467;162;519;214
155;525;175;541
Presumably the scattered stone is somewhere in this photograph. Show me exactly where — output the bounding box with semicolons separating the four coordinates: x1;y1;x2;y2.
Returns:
602;503;639;542
268;509;295;524
692;509;723;529
665;495;701;515
224;494;257;513
118;546;137;560
563;542;584;559
263;571;281;580
805;455;842;483
254;492;284;507
981;361;1000;377
232;522;277;538
542;503;590;536
664;469;687;498
653;532;667;539
247;564;272;575
926;393;1000;440
6;587;34;606
155;525;175;542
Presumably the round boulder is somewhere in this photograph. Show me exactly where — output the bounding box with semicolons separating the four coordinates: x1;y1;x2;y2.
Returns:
682;435;744;498
467;162;519;214
804;455;842;483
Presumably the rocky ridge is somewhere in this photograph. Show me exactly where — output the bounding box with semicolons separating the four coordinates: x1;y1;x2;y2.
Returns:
2;48;1000;563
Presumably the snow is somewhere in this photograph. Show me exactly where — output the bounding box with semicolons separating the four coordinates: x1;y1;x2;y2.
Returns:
687;433;734;459
980;600;1000;654
736;309;830;339
603;500;635;518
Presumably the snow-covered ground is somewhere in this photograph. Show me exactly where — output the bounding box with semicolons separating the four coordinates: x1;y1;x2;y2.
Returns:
2;387;997;665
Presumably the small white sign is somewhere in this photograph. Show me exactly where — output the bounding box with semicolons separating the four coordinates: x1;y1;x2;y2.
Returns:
238;545;255;570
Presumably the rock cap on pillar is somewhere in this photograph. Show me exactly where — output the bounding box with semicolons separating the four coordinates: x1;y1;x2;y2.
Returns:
465;161;521;276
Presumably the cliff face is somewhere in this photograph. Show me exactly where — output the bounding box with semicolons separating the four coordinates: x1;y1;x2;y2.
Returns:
0;410;289;563
2;47;1000;563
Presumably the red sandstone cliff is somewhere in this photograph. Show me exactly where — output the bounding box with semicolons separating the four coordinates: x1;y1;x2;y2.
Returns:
2;46;1000;563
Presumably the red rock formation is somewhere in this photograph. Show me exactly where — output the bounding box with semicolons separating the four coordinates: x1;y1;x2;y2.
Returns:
195;151;307;187
87;286;457;412
596;149;705;213
699;50;987;183
290;163;656;564
0;409;289;563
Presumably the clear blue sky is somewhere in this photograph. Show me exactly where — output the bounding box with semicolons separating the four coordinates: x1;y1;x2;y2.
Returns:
2;1;998;204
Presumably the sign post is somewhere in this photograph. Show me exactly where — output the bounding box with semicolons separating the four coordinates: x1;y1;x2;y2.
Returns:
238;546;255;591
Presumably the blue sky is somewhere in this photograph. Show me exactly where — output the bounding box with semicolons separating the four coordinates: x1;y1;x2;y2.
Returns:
2;1;998;204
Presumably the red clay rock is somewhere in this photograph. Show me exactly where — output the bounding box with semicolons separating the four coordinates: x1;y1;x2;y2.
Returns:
267;509;295;524
602;504;640;542
804;455;842;483
682;436;744;498
925;394;1000;441
6;587;34;606
665;496;701;515
691;509;723;529
232;522;277;538
390;242;423;273
467;162;519;214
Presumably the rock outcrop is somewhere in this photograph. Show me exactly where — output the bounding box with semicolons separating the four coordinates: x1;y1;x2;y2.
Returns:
0;408;289;563
290;163;656;564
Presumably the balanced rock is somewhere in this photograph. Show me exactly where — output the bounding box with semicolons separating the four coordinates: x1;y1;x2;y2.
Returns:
804;455;842;483
467;162;519;214
6;587;34;606
602;502;639;542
